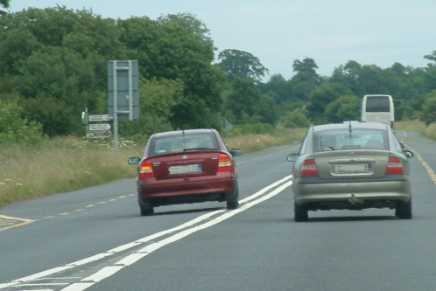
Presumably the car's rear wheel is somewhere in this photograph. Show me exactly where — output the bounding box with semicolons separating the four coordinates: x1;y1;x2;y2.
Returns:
395;199;412;219
226;181;239;210
294;202;308;222
140;203;154;216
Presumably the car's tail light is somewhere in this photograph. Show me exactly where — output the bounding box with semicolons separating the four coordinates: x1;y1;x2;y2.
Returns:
218;153;233;172
300;159;318;177
139;160;154;178
386;157;403;174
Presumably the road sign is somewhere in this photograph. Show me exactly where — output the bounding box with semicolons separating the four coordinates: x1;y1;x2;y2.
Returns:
108;60;139;121
87;130;111;138
89;123;111;131
222;118;233;132
89;114;111;122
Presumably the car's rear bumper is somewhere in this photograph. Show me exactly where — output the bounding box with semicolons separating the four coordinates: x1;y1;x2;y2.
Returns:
293;175;411;210
137;177;236;206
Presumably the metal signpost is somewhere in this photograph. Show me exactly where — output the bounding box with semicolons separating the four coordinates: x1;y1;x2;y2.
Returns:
108;60;139;151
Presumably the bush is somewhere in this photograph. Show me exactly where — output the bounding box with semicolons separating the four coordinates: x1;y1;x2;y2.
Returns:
422;92;436;126
279;111;310;128
0;100;47;146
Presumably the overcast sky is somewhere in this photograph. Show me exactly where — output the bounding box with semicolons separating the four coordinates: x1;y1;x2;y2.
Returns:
7;0;436;80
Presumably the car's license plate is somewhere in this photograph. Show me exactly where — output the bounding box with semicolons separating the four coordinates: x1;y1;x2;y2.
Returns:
169;164;201;175
334;163;371;173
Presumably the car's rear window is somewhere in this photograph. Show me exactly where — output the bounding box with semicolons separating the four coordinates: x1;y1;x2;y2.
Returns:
313;129;388;152
149;133;218;156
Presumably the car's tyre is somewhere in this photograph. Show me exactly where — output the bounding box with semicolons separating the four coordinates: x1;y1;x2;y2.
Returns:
226;181;239;210
140;203;154;216
395;199;412;219
294;202;308;222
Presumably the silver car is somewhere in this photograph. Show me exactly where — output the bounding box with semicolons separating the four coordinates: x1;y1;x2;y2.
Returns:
287;122;414;222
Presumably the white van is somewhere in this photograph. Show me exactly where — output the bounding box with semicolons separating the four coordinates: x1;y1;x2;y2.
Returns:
361;94;394;129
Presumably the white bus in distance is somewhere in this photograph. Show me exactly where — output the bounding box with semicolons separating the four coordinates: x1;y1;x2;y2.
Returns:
361;94;394;129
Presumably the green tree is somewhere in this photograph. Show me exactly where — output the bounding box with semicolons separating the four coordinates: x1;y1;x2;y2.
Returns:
306;84;339;124
423;50;436;92
422;90;436;125
119;77;183;139
217;49;269;83
15;46;102;136
118;14;226;129
0;100;47;146
279;111;310;128
324;95;361;123
226;78;261;123
0;7;125;136
257;94;278;125
330;61;363;96
0;0;9;15
288;57;320;101
260;74;295;104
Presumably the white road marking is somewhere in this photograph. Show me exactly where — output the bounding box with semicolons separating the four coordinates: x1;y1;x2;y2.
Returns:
0;176;293;291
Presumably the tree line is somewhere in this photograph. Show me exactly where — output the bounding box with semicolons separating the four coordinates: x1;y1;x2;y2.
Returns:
0;5;436;146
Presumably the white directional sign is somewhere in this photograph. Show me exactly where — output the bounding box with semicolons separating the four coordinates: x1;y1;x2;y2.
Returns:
89;114;111;122
87;130;111;138
89;123;111;131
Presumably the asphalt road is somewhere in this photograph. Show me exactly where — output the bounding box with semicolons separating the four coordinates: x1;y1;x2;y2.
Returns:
1;130;436;291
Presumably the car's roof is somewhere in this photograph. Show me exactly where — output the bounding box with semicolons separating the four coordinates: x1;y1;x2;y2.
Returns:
312;122;389;132
152;128;218;138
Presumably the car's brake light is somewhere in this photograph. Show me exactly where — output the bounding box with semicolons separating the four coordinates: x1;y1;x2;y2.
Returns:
139;160;155;178
218;153;233;172
386;157;403;174
300;159;318;177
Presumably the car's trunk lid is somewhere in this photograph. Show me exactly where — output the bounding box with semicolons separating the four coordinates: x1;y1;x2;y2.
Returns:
314;150;390;179
149;151;221;180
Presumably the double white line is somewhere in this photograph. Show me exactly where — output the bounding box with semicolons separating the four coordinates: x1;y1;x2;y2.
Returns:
0;176;293;291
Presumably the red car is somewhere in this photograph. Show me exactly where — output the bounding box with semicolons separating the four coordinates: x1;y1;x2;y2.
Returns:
128;129;243;216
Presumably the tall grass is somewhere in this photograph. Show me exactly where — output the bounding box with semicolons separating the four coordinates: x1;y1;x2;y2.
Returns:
0;136;142;207
396;120;436;140
0;128;307;208
223;126;307;152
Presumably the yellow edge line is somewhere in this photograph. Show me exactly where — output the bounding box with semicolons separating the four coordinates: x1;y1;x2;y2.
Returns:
400;131;436;187
0;193;138;232
0;215;35;232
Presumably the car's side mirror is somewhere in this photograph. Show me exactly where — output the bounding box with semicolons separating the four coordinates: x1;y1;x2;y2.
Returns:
402;150;414;159
400;142;405;150
231;148;243;156
128;157;141;164
287;153;299;162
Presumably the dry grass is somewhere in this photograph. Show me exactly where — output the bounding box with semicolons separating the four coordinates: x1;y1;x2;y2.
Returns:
0;136;142;207
223;126;307;152
0;128;307;208
396;120;436;140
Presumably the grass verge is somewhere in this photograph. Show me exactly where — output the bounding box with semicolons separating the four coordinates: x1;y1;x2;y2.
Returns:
0;127;307;208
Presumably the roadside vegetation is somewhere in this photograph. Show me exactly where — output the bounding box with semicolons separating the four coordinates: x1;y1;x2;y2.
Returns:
396;120;436;141
0;127;307;208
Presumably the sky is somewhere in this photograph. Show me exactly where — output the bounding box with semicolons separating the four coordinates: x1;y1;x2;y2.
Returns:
7;0;436;80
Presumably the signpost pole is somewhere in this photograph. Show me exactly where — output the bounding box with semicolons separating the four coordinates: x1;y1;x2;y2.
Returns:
113;61;119;152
